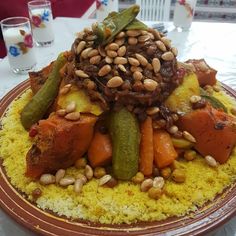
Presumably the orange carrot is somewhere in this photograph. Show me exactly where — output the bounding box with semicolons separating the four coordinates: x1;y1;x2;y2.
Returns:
139;117;154;176
88;130;112;167
153;130;178;169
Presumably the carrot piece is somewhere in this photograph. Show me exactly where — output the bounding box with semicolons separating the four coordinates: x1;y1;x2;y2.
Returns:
139;117;154;176
178;105;236;164
153;130;178;169
88;130;112;168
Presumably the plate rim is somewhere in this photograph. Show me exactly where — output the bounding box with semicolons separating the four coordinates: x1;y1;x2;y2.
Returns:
1;79;236;236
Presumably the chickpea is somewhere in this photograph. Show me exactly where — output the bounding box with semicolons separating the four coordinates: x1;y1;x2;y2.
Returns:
148;187;162;200
132;172;145;184
160;167;172;179
170;160;181;170
94;167;106;179
184;150;197;161
75;158;87;169
172;169;186;183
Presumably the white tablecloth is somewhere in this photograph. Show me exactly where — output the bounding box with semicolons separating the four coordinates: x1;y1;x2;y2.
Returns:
0;17;236;236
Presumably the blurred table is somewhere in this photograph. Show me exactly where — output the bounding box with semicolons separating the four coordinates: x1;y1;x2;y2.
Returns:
1;17;236;236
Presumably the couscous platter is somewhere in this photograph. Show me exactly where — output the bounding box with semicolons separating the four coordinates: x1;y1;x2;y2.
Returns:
1;5;236;235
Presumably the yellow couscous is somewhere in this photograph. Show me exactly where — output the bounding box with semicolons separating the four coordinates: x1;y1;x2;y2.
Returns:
0;88;236;224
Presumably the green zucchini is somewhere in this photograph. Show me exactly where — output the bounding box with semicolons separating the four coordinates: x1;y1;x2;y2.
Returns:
21;53;67;129
109;108;140;180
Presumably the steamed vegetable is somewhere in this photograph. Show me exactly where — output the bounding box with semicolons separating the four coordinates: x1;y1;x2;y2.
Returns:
109;108;140;180
57;85;103;116
186;59;217;86
153;130;178;169
200;88;227;112
165;73;200;113
88;130;112;168
21;53;67;129
26;114;97;178
171;137;194;149
94;5;140;45
178;105;236;164
139;116;154;176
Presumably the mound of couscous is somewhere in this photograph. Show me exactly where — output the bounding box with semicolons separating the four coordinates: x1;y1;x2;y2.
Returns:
0;87;236;224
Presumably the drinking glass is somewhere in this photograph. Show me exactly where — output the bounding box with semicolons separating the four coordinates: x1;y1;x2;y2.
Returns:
28;0;54;46
1;17;36;74
173;0;197;30
96;0;118;22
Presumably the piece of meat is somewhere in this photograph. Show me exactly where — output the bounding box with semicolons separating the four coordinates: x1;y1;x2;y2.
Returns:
185;59;217;87
29;62;54;94
26;114;97;178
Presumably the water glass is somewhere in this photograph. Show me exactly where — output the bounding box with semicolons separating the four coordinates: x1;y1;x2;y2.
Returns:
173;0;197;30
28;0;54;46
96;0;118;22
1;17;36;74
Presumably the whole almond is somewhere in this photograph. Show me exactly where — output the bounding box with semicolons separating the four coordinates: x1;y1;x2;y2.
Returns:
117;46;126;57
88;49;99;58
114;57;128;65
144;79;158;91
133;71;143;81
107;43;119;51
161;37;171;48
116;31;125;39
107;76;123;88
81;47;93;59
76;41;86;55
135;53;148;66
75;70;89;78
155;40;167;52
65;112;81;121
128;57;140;67
126;30;141;37
65;101;76;113
98;65;112;76
118;64;126;72
161;51;174;61
107;50;117;58
105;56;113;64
128;37;138;45
89;55;101;65
152;58;161;74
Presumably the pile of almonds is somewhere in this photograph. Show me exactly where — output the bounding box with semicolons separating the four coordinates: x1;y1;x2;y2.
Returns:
65;26;182;115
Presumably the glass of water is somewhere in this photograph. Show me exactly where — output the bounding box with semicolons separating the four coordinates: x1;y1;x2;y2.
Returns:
28;0;54;46
1;17;36;74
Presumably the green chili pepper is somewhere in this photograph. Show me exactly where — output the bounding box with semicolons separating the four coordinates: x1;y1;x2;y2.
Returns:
94;5;140;45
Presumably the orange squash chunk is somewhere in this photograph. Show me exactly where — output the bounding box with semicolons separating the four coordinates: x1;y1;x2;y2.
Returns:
178;106;236;164
26;114;97;178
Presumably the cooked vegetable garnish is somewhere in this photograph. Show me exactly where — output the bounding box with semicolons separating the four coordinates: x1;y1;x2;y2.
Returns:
93;5;140;45
200;88;227;112
109;108;140;180
88;130;112;168
153;130;178;169
165;73;200;113
125;19;148;30
21;53;66;129
178;105;236;164
140;116;154;176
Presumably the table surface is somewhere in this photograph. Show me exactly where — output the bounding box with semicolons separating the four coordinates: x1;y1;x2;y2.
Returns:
0;17;236;236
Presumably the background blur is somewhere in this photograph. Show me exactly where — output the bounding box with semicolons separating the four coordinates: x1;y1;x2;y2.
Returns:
1;0;236;58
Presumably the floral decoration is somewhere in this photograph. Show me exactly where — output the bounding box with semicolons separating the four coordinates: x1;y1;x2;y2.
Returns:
96;0;112;10
8;30;33;57
178;0;194;17
31;9;50;28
